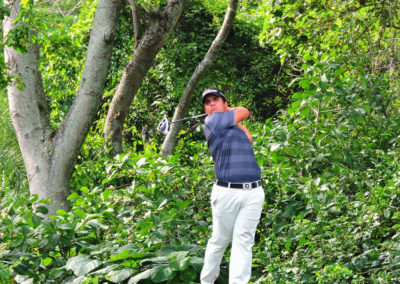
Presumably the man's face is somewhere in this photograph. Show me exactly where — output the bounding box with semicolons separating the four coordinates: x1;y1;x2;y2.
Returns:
203;95;228;115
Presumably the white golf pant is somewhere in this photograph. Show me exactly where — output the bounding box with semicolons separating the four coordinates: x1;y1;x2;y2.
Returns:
200;183;264;284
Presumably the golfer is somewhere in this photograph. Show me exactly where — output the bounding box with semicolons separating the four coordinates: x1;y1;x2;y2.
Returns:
200;87;265;284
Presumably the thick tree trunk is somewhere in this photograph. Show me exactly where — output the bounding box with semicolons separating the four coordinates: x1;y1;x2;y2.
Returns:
160;0;239;156
103;0;187;154
4;0;122;216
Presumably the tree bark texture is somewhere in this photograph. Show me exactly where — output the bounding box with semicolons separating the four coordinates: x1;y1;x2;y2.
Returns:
160;0;239;156
103;0;187;154
4;0;122;216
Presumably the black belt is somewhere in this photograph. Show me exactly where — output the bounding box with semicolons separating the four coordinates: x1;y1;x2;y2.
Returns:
216;180;261;190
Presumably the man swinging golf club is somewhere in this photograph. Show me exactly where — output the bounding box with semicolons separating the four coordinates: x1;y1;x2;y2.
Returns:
200;87;265;284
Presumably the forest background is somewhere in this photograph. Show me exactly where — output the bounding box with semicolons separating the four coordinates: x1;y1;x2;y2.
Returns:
1;0;400;283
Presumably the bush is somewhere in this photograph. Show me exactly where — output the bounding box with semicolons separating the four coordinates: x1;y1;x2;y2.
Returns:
250;52;400;283
0;91;27;199
0;143;218;283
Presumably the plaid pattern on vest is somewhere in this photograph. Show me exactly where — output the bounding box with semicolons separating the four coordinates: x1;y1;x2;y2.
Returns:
204;111;261;183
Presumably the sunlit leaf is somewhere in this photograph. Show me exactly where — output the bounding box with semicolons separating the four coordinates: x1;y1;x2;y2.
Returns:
65;254;102;276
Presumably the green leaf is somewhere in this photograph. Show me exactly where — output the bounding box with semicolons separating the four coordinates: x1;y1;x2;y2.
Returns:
35;206;49;215
59;223;74;231
90;264;119;276
65;254;102;276
102;189;112;201
140;256;169;266
170;257;191;272
87;218;107;229
20;0;30;7
270;142;281;152
158;244;198;256
73;208;86;219
31;215;42;227
179;268;197;282
136;157;147;168
106;268;135;283
1;6;11;18
152;266;175;283
299;79;310;89
319;74;328;91
298;235;307;247
335;86;347;96
30;194;39;203
128;266;163;284
56;209;68;216
79;187;89;194
67;192;80;201
109;249;132;262
303;54;315;61
48;234;60;246
188;257;203;271
42;257;53;267
169;260;181;272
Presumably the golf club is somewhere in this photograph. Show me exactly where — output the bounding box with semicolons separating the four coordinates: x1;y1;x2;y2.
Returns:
157;113;207;135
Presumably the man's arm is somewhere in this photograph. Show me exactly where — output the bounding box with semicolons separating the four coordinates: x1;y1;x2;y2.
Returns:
227;107;250;125
237;123;253;144
227;107;253;144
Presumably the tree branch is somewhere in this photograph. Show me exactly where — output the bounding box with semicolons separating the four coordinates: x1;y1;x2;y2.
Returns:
127;0;141;48
66;0;84;17
104;0;187;154
53;0;122;175
160;0;239;156
49;0;67;17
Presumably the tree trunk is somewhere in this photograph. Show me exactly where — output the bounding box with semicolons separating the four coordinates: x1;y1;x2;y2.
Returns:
4;0;122;216
160;0;239;156
103;0;187;154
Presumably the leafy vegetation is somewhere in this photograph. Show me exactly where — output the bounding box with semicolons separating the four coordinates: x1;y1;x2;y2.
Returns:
126;0;284;148
0;91;27;197
0;146;214;283
1;0;400;283
252;54;400;282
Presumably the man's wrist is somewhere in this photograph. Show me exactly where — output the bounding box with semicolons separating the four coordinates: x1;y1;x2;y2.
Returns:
228;107;240;111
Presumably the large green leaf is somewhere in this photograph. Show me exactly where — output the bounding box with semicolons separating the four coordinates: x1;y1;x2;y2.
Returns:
179;268;197;282
152;266;176;283
107;268;135;283
128;268;154;284
65;254;102;276
169;257;190;272
128;265;175;284
158;244;201;256
188;257;204;271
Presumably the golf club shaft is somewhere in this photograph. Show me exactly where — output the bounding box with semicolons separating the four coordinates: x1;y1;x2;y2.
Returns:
170;113;207;124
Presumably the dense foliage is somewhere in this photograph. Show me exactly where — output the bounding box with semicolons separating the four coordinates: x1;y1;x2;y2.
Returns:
0;91;27;198
0;145;214;283
1;0;400;283
125;0;284;148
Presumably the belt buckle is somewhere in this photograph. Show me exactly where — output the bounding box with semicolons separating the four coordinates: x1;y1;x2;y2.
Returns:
244;183;251;190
